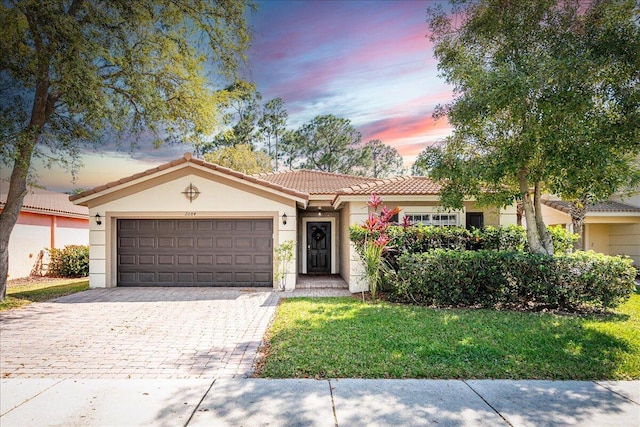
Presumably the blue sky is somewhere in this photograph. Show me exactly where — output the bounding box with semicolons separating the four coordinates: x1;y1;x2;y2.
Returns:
18;0;453;192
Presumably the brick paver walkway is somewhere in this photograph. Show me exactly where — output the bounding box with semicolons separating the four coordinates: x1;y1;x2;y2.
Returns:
0;288;281;379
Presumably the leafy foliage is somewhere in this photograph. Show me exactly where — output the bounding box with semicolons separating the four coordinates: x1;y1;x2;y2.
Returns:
394;250;636;312
293;115;370;175
363;139;405;178
274;240;295;291
47;245;89;278
204;144;273;174
0;0;254;298
421;0;640;255
258;97;288;170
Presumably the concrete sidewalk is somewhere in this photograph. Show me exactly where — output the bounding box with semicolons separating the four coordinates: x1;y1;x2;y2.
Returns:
1;378;638;426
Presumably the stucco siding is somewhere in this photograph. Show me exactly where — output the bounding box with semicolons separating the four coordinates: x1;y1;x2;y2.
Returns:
339;204;351;285
609;223;640;266
347;201;368;292
584;223;610;255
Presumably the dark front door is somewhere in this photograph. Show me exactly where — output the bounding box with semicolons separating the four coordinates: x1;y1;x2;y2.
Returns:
307;222;331;273
466;212;484;230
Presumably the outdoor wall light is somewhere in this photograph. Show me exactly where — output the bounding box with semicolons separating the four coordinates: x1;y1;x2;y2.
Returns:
95;213;102;225
282;213;287;225
318;207;322;217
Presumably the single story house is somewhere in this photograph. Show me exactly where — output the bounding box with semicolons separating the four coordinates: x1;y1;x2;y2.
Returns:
1;181;89;279
541;195;640;266
70;153;518;292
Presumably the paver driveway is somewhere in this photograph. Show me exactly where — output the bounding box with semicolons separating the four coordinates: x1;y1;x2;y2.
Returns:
0;288;280;379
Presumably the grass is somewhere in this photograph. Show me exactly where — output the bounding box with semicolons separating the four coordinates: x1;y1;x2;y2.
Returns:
257;291;640;380
1;278;89;312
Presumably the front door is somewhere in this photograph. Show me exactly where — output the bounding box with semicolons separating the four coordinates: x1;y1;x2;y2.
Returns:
307;222;331;273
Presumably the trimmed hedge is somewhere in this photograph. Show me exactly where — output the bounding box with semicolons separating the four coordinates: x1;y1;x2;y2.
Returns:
47;245;89;278
350;224;578;257
393;250;636;312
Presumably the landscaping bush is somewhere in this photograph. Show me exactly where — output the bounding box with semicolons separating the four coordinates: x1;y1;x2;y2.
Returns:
469;225;527;251
47;245;89;278
393;250;636;312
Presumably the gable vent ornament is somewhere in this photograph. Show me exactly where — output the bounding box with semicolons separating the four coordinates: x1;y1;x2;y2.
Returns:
182;183;200;203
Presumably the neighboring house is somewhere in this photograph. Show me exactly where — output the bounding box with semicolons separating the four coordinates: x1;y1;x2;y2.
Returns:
541;194;640;267
70;153;517;292
1;182;89;280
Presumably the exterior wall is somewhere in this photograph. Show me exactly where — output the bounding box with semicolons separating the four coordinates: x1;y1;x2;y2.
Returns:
499;204;518;226
346;201;369;292
540;204;571;226
584;223;610;255
339;204;351;284
609;222;640;266
86;170;297;289
6;211;88;280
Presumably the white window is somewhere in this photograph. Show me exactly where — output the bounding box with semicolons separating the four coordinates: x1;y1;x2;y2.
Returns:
405;213;459;227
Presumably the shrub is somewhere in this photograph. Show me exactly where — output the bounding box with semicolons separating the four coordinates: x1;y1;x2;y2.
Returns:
393;250;635;312
469;225;527;251
351;224;579;274
47;245;89;278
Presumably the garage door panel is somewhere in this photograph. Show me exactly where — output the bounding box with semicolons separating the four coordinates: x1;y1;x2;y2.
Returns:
119;255;136;265
178;237;194;248
177;255;194;265
177;221;194;231
255;237;272;250
119;237;136;248
216;237;233;249
139;221;155;232
158;255;174;265
234;237;253;249
254;255;270;265
117;219;273;287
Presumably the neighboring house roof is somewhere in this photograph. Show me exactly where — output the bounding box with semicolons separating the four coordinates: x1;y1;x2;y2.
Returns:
255;169;377;195
542;199;640;214
70;153;309;204
0;181;88;218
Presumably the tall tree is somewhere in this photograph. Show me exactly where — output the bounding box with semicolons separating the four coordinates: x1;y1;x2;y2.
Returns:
364;139;405;178
422;0;640;255
279;129;303;170
295;115;370;175
0;0;253;299
199;81;262;155
258;97;288;171
204;144;273;175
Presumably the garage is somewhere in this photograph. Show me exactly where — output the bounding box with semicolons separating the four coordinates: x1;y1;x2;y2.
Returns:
117;219;273;287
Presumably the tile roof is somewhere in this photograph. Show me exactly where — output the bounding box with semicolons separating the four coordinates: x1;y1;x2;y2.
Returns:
542;199;640;214
337;176;442;196
70;153;309;203
0;181;88;218
254;169;377;194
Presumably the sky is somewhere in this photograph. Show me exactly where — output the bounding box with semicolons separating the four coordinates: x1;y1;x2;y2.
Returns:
8;0;454;193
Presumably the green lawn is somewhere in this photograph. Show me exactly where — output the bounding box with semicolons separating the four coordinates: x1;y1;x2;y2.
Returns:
257;291;640;380
0;278;89;312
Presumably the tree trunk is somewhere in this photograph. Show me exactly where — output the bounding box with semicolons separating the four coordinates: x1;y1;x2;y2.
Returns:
516;202;524;226
534;182;554;255
517;171;551;255
0;69;51;300
0;140;37;300
570;196;588;251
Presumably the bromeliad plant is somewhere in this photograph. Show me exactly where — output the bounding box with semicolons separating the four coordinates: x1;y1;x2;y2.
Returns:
360;193;400;300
